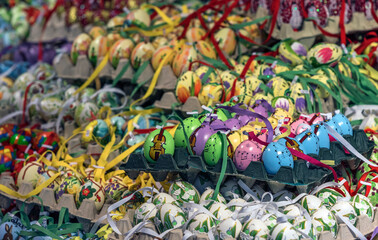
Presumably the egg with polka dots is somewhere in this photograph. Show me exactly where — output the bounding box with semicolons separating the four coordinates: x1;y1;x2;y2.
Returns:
233;140;263;171
262;142;294;175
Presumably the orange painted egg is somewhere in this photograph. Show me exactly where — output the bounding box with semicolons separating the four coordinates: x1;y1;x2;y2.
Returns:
194;40;216;59
71;33;92;65
88;36;109;66
131;42;155;69
126;9;151;28
151;46;175;70
109;39;135;68
152;37;169;49
89;26;106;39
106;32;122;47
172;44;198;77
175;71;202;103
185;27;206;43
214;28;236;55
198;84;223;106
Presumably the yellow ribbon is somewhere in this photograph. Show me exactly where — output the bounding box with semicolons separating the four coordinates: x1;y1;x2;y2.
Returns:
141;4;174;26
273;124;291;141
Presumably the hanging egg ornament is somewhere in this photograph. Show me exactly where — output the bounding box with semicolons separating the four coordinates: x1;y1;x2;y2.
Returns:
143;129;175;163
198;84;223;106
352;194;375;222
175;71;202;104
214;28;236;55
157;203;187;231
311;124;330;149
111;116;126;136
194;40;217;59
208;202;233;221
88;36;109;66
217;217;242;239
32;131;60;154
71;33;92;65
104;176;128;201
295;130;320;155
233;139;263;171
279;39;307;66
74;102;99;126
76;179;105;211
174;117;201;148
169;181;200;204
203;133;230;166
153;192;176;207
307;43;343;67
331;113;353;136
17;161;45;188
172;44;198;77
262;142;294;175
13;72;34;92
39;97;63;122
131;42;155;69
270;222;300;240
316;188;344;207
151;46;175;70
109;39;134;68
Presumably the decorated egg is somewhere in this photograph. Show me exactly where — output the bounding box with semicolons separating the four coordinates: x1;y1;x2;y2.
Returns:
126;9;151;28
17;161;45;187
330;201;357;225
109;39;134;68
331;113;353;136
270;222;300;240
152;36;168;49
96;91;120;108
143;129;174;163
151;46;175;70
295;131;320;155
189;125;215;156
107;16;124;30
311;74;332;98
214;28;236;55
283;205;302;224
121;190;145;210
71;33;92;65
39;97;63;121
293;217;318;240
76;179;105;211
263;214;278;230
262;142;294;175
153;193;176;207
204;133;232;166
104;176;128;201
301;195;323;215
0;146;15;173
187;213;216;234
200;188;226;204
74;102;99;126
217;217;242;239
0;217;25;240
134;202;157;225
172;44;198;77
228;198;246;212
0;124;17;144
276;137;306;160
88;26;106;39
240;219;269;239
233;139;263;171
352;194;374;222
208;202;233;221
311;207;338;237
156;203;187;231
13;72;33;91
185;27;206;43
194;40;217;59
36;170;61;191
198;84;223;106
316;188;344;207
131;42;155;69
175;70;202;104
195;66;218;84
55;176;82;201
169;181;200;204
227;131;247;154
220;178;243;201
310;124;330;149
174;117;201;148
88;36;109;66
110;116;126;136
290;119;311;136
279;39;307;66
92;119;110;142
0;85;13;111
307;43;343;67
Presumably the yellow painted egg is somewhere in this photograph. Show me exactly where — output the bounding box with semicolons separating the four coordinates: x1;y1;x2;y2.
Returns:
71;33;92;65
17;161;46;188
175;71;202;103
292;64;311;78
195;66;218;84
239;76;262;105
131;42;155;69
36;170;61;191
311;74;331;98
172;44;198;77
76;179;105;211
317;69;338;86
126;9;151;28
151;46;175;70
152;36;169;49
220;70;237;91
89;26;106;39
274;65;290;74
252;92;272;103
185;27;206;43
270;76;290;97
109;39;135;68
234;64;253;76
239;55;255;73
214;28;236;55
198;84;223;106
55;175;82;202
194;40;216;59
88;36;109;66
107;32;122;47
107;16;125;30
132;33;142;44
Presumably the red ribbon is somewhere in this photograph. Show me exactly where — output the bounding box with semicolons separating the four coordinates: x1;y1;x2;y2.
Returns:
370;0;378;24
133;126;175;135
340;0;346;45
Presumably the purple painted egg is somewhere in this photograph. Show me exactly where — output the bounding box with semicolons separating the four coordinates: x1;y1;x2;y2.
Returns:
189;125;215;155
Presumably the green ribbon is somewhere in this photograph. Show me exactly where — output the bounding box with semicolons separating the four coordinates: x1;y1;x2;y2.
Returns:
212;133;228;200
112;61;131;87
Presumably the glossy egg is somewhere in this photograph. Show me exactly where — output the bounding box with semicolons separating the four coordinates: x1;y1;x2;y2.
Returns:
311;207;338;237
143;129;174;163
88;36;109;66
352;194;375;222
233;140;262;171
316;188;344;207
175;70;202;104
311;124;330;149
151;46;175;70
262;142;294;175
200;188;226;204
109;39;134;68
134;202;157;225
198;84;223;106
295;130;320;155
126;9;151;28
104;176;128;201
194;40;216;59
301;195;323;215
208;202;233;221
217;217;242;239
307;43;343;67
270;222;300;240
331;201;357;225
55;176;82;201
88;26;106;39
276;137;306;160
39;97;63;121
331;113;353;136
241;219;269;240
71;33;92;65
189;125;215;156
156;203;187;232
131;42;155;69
153;192;176;207
203;133;232;166
107;16;125;30
169;181;200;204
187;213;216;234
174;117;201;148
279;39;307;66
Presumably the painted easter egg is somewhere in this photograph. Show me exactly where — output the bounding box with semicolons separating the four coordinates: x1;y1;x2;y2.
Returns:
198;84;223;106
172;44;198;77
71;33;92;65
214;28;236;55
88;36;109;66
76;179;105;211
169;181;200;204
88;26;106;39
185;27;206;43
262;142;294;175
217;217;242;239
270;222;300;240
174;117;201;148
307;43;343;67
240;219;269;240
352;194;375;222
156;203;187;232
39;97;63;121
233;140;263;171
311;207;338;237
330;201;357;225
126;9;151;28
279;39;307;66
143;129;175;163
55;176;82;201
194;40;216;59
301;195;323;215
175;70;202;104
208;202;233;221
200;188;227;204
131;42;155;69
104;176;128;201
189;125;215;156
74;102;99;126
151;46;175;70
109;39;134;68
153;192;176;207
316;188;344;207
17;161;45;188
187;213;216;234
134;202;157;225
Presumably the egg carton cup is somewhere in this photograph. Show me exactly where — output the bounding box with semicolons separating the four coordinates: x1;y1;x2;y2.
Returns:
27;12;89;43
120;129;374;194
256;7;378;41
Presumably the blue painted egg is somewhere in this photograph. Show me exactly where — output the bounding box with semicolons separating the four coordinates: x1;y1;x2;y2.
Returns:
311;124;330;149
295;130;320;155
277;137;306;159
331;113;353;136
262;142;294;175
